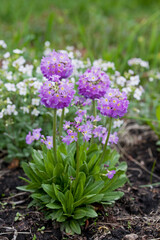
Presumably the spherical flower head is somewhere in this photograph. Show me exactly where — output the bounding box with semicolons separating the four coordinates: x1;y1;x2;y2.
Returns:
38;79;75;109
77;67;110;99
40;50;73;80
97;88;129;118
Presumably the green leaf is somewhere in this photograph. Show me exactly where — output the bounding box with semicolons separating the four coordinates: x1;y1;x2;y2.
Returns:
65;190;74;214
84;180;104;195
102;191;124;202
73;208;87;219
70;220;81;234
81;207;98;218
46;202;62;209
74;172;86;201
42;184;55;198
156;105;160;122
84;193;104;204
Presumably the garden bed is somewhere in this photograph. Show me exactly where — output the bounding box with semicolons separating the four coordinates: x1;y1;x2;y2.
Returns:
0;122;160;240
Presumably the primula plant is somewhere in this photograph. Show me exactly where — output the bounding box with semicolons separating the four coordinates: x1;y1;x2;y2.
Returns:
18;50;129;234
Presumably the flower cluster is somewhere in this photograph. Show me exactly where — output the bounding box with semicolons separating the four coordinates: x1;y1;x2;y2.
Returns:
128;58;149;69
62;112;119;145
26;128;53;149
40;50;73;80
97;88;129;118
38;77;75;109
77;67;110;99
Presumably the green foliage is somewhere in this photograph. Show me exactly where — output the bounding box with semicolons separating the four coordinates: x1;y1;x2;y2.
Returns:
18;142;127;234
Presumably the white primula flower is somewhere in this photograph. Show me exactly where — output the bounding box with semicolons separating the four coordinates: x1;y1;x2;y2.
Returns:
3;52;10;58
20;106;29;114
57;108;69;117
116;76;126;87
4;83;16;92
0;110;5;118
31;109;40;116
149;77;154;82
5;71;13;80
0;40;7;48
13;49;23;54
31;98;40;106
113;119;124;128
122;87;132;95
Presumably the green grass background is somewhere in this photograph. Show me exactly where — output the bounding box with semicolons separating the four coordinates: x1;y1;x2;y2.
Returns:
1;0;160;70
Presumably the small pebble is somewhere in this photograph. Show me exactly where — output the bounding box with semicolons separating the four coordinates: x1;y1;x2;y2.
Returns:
123;233;139;240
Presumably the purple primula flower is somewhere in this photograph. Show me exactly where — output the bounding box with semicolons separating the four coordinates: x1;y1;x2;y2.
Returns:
26;131;34;144
75;109;87;117
32;128;42;140
102;131;119;145
63;121;71;130
80;123;93;142
40;50;73;80
72;96;92;107
92;126;103;140
106;170;116;179
77;67;110;99
39;79;75;109
97;88;129;118
62;132;78;145
74;116;83;124
45;136;53;149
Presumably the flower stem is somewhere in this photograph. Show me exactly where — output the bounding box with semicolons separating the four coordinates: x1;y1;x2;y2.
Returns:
100;117;112;164
53;108;57;163
59;108;65;138
76;134;80;179
93;99;97;118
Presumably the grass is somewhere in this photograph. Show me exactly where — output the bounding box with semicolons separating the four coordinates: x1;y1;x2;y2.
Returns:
1;0;160;70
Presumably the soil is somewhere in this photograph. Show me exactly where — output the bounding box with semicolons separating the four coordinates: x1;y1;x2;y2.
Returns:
0;121;160;240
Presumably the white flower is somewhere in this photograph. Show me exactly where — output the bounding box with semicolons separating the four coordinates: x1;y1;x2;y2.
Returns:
66;46;74;51
5;71;13;80
44;48;51;56
18;64;33;76
17;82;27;95
128;69;134;75
12;56;26;67
5;104;16;115
36;66;42;75
149;77;154;82
57;108;69;117
31;98;40;106
113;119;124;128
20;106;29;114
3;52;10;58
0;40;7;49
122;87;132;95
128;75;140;86
2;60;9;70
128;58;149;69
116;76;126;87
13;49;23;54
6;97;12;104
0;110;4;118
31;108;40;116
133;86;144;100
44;41;50;47
4;83;16;92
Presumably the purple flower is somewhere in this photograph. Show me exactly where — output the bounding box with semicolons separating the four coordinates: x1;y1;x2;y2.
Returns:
45;136;53;149
80;123;93;142
74;116;83;124
97;88;129;118
26;132;34;144
102;131;119;145
72;96;92;107
63;121;71;130
62;132;78;145
40;50;73;80
75;109;87;117
106;170;116;179
39;79;75;109
92;126;103;140
77;67;110;99
32;128;42;140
